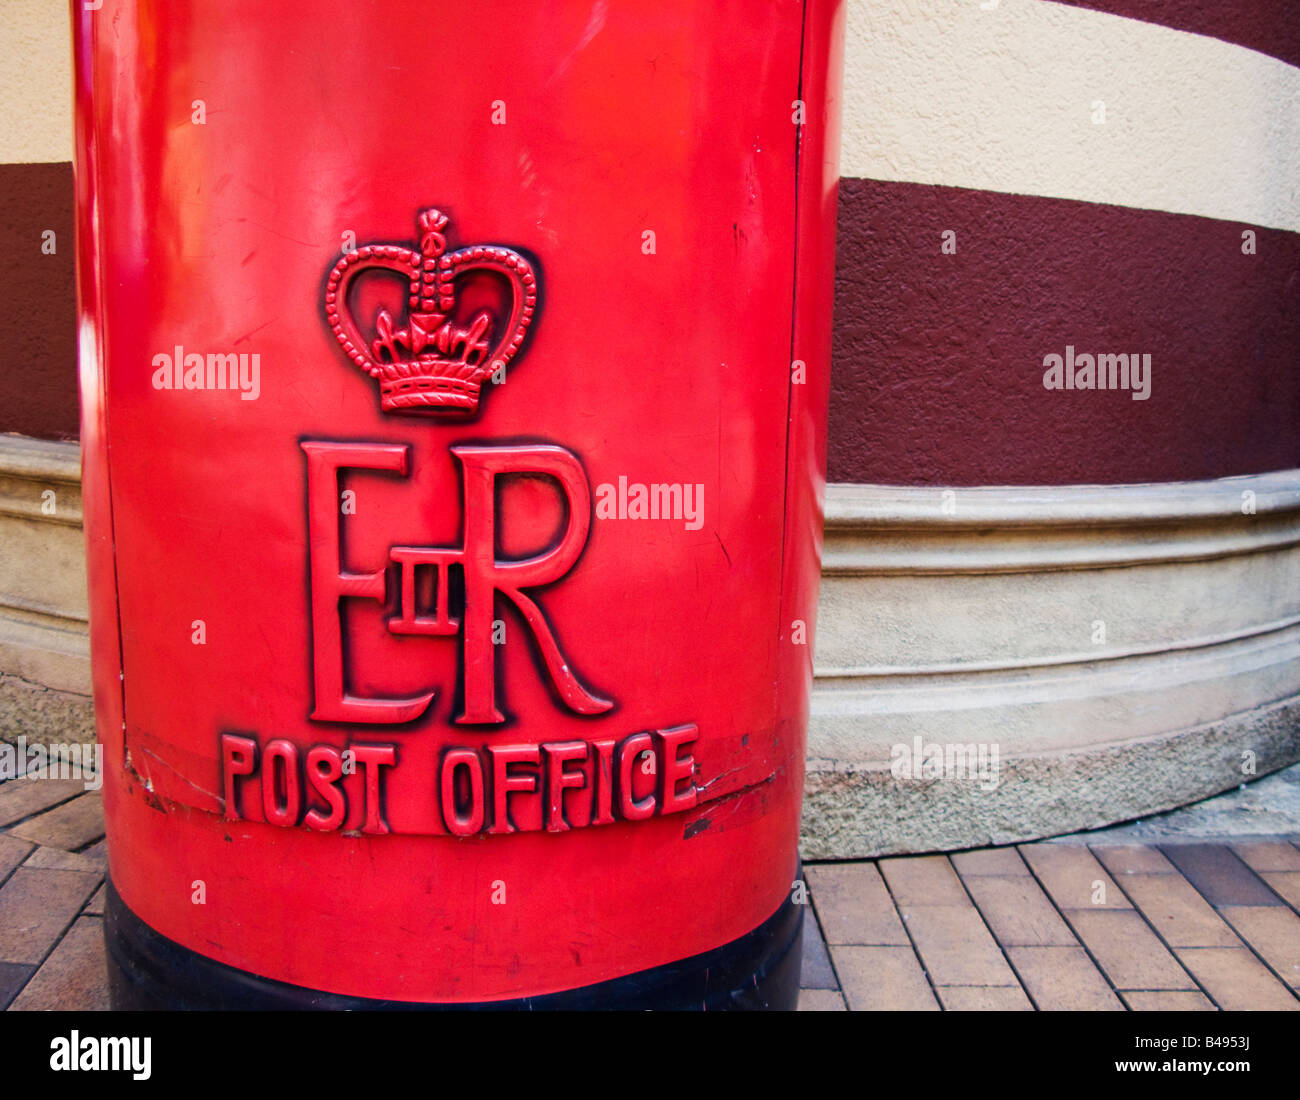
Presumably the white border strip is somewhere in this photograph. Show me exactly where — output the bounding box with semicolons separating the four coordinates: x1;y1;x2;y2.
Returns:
841;0;1300;232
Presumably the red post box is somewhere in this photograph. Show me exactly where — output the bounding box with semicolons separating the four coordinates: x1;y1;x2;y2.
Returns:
72;0;844;1008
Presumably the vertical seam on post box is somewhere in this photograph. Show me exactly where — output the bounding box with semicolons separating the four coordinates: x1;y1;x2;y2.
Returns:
95;92;130;776
77;15;132;779
777;0;809;670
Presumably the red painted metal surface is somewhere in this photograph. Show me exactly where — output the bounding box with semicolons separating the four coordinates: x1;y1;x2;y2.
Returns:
73;0;844;1002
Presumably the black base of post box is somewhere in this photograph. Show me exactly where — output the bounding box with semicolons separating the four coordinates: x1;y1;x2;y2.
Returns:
104;879;804;1011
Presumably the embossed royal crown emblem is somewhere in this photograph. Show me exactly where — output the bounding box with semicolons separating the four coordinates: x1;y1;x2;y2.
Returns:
325;208;537;416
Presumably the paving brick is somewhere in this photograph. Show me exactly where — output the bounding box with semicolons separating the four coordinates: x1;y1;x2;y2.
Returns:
936;985;1034;1011
1121;991;1217;1011
0;834;35;882
80;838;109;867
1064;909;1195;991
0;779;85;828
1232;840;1300;873
1218;906;1300;989
899;904;1019;986
799;912;838;989
1260;872;1300;911
878;855;967;906
1118;872;1240;948
1005;946;1125;1010
830;945;939;1011
8;793;105;851
83;883;107;916
8;916;109;1011
963;875;1077;946
1175;948;1300;1010
23;846;106;873
1160;844;1280;907
0;868;101;965
1019;844;1130;909
796;989;846;1011
950;847;1029;877
804;863;908;946
0;962;35;1009
1091;845;1175;876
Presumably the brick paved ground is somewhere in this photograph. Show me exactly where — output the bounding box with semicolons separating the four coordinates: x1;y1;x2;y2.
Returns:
0;774;107;1011
798;840;1300;1010
2;767;1298;1010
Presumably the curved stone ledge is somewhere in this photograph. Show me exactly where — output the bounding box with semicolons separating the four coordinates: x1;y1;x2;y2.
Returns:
804;471;1300;857
823;470;1300;574
0;436;91;740
0;671;95;745
803;696;1300;859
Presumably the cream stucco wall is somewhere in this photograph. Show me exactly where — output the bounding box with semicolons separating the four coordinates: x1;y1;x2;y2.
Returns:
0;0;72;164
842;0;1300;232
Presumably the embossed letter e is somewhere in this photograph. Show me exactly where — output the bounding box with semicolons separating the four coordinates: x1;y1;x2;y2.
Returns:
301;441;435;723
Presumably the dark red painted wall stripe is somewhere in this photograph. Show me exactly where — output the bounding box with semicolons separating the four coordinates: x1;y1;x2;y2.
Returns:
0;162;79;442
829;178;1300;486
1051;0;1300;70
6;166;1300;490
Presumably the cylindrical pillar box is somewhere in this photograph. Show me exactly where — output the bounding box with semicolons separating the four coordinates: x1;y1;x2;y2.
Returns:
72;0;844;1009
